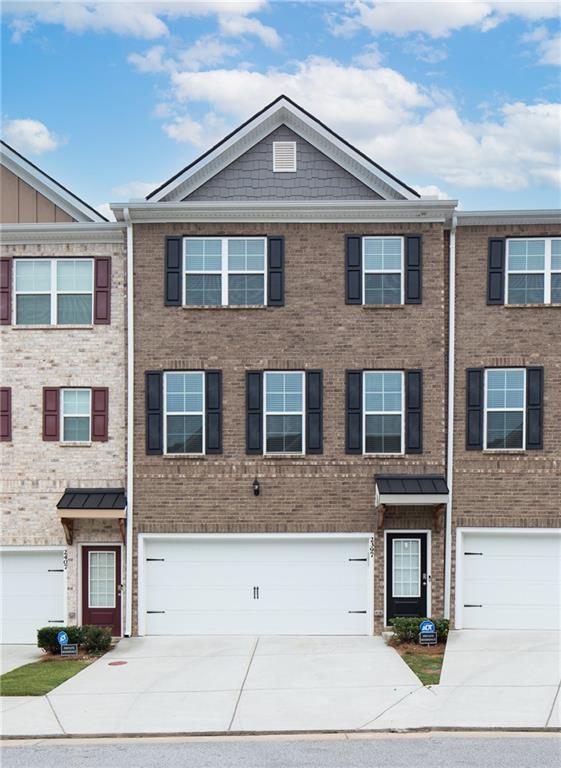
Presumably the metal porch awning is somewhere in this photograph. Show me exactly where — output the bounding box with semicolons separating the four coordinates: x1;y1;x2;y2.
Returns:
374;475;449;531
56;487;127;544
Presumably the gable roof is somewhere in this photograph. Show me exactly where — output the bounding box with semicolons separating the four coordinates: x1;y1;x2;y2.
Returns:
148;95;420;203
0;140;108;222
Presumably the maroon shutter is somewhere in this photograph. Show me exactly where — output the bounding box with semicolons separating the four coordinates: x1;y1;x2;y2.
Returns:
0;258;12;325
43;388;60;441
91;387;109;441
0;387;12;441
94;257;111;324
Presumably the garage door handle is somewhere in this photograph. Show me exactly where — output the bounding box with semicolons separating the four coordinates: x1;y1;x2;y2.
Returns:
253;586;259;599
48;620;64;623
348;610;367;614
463;604;483;608
348;558;367;562
48;569;64;572
147;611;166;614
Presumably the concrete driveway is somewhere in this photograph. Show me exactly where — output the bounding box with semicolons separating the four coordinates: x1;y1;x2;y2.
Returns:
0;646;43;675
1;635;421;736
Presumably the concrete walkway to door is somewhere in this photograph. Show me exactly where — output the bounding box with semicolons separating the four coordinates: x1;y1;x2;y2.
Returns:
1;635;421;735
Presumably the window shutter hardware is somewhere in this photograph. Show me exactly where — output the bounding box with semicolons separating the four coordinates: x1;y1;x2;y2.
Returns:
405;236;422;304
205;370;223;454
405;369;423;453
466;368;484;450
345;370;363;453
345;236;362;304
305;369;323;454
487;238;506;305
165;237;182;306
246;371;263;454
145;371;163;454
267;236;285;306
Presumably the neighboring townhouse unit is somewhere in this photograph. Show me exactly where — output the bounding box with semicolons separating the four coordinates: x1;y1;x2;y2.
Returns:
112;96;457;636
452;212;561;632
0;141;127;642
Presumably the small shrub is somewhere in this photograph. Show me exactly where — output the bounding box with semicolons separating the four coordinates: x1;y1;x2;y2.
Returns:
389;617;449;644
82;625;112;654
37;626;85;655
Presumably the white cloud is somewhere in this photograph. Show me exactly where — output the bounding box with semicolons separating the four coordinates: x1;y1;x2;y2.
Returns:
352;42;384;67
97;202;115;221
128;45;167;73
154;57;560;192
111;180;160;199
128;36;240;74
522;25;561;66
218;13;280;48
2;118;62;154
403;36;448;63
4;1;273;43
416;184;449;198
329;1;560;39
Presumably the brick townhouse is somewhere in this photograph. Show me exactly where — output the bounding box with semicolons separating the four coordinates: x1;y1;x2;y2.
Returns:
0;141;127;642
2;96;559;642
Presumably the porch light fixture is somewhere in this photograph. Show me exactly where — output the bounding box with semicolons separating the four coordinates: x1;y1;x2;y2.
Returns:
253;478;260;496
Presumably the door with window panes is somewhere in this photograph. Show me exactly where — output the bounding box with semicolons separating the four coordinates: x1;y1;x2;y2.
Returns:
82;546;121;635
386;533;428;621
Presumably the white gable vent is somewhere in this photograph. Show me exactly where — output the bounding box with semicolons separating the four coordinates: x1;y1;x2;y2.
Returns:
273;141;297;172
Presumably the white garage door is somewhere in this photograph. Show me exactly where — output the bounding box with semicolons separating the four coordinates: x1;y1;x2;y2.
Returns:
0;550;66;644
142;536;372;635
460;530;561;630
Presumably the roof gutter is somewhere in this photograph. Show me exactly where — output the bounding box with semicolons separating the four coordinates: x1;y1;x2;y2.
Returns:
124;207;134;637
444;212;457;621
456;210;560;225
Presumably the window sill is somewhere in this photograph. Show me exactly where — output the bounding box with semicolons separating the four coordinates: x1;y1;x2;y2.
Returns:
362;453;405;457
503;304;561;309
361;304;406;310
163;453;206;459
482;449;527;455
59;441;92;448
181;305;268;311
11;324;94;330
262;453;307;459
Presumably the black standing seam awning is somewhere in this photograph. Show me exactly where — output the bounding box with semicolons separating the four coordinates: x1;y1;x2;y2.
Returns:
375;475;449;496
57;487;127;511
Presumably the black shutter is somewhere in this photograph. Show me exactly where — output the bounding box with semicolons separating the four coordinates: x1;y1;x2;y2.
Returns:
345;236;362;304
165;237;182;306
487;238;505;305
405;236;422;304
205;370;222;454
526;367;544;450
246;371;263;454
267;236;284;306
466;368;484;450
346;370;363;453
145;371;163;454
306;370;323;454
405;369;423;453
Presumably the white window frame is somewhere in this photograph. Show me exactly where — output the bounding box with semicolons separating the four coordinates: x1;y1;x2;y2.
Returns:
392;537;422;599
506;237;561;305
183;237;267;307
163;371;205;456
263;370;305;456
362;236;404;306
273;141;297;172
88;550;117;609
483;368;526;451
13;258;94;326
362;370;405;456
61;388;91;443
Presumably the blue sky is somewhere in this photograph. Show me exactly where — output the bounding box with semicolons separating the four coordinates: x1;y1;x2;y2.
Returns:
2;1;560;216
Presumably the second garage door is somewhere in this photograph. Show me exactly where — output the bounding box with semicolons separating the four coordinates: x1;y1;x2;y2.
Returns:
141;536;372;635
459;530;561;630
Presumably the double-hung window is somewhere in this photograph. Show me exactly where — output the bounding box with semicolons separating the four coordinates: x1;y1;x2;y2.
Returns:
484;368;525;450
264;372;304;454
364;371;404;454
506;238;561;305
14;259;93;325
363;237;403;305
61;389;91;442
184;237;266;307
164;372;205;454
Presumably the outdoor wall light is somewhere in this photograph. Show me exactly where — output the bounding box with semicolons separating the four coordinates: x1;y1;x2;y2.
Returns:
253;478;260;496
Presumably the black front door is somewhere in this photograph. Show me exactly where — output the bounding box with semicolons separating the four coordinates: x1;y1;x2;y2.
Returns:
386;533;428;622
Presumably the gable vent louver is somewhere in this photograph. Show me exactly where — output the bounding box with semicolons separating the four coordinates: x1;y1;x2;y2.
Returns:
273;141;297;172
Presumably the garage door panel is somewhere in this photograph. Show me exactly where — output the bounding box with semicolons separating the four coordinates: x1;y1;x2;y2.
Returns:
460;531;561;631
142;537;371;636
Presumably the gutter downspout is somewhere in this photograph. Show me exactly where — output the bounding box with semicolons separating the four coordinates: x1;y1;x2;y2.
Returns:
444;212;457;620
124;208;134;637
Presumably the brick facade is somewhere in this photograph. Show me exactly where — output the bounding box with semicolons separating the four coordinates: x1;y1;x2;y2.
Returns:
0;238;127;623
132;221;449;633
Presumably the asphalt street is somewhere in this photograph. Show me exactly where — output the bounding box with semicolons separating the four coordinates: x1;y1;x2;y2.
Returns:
1;733;560;768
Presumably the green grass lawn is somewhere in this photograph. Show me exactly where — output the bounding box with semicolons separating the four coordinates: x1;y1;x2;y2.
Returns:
400;650;444;686
0;660;89;696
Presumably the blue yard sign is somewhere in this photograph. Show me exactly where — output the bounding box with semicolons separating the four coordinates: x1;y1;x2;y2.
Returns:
419;620;435;634
57;631;69;646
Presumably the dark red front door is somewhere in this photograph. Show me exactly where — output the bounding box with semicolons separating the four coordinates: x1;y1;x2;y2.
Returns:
82;545;121;635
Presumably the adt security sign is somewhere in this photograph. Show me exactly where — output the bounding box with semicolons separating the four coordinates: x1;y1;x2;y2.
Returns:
57;631;69;646
419;620;437;646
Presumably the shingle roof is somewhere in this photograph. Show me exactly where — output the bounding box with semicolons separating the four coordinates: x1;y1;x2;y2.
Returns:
57;488;126;510
375;475;449;495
